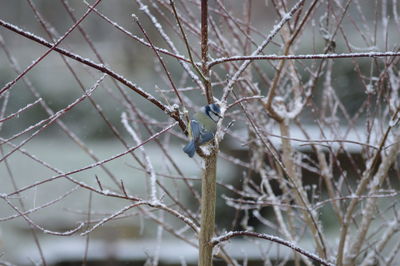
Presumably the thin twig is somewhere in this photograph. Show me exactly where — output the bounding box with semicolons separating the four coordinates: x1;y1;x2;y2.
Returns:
211;231;334;266
209;51;400;68
169;0;208;85
132;13;185;109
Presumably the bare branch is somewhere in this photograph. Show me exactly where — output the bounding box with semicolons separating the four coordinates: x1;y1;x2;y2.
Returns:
211;231;334;266
209;51;400;68
0;18;186;130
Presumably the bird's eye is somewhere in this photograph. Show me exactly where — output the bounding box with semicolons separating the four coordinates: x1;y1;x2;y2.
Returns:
211;111;222;119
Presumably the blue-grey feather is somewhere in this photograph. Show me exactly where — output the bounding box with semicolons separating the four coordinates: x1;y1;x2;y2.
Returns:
183;140;196;157
190;120;201;139
198;130;214;145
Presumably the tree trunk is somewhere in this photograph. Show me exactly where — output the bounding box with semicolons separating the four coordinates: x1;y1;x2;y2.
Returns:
199;153;217;266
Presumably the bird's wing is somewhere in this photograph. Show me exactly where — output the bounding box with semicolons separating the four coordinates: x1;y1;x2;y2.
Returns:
190;120;201;140
199;129;214;144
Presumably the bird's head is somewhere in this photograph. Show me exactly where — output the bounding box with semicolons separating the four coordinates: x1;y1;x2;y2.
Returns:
204;103;222;123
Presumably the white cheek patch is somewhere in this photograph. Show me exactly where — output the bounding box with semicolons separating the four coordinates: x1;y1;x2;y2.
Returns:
209;112;220;122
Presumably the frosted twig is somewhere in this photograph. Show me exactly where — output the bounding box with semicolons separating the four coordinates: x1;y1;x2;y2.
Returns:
209;51;400;68
336;106;400;265
0;98;42;123
153;210;164;266
135;0;203;90
344;132;400;265
81;201;148;235
360;219;400;266
0;0;102;96
0;75;104;163
0;133;138;207
231;88;327;258
82;0;190;63
0;29;123;188
0;18;186;131
227;96;265;110
259;129;379;150
121;112;158;203
132;13;185;109
149;201;199;233
140;203;198;247
313;192;399;211
1;194;85;236
223;195;306;211
81;199;199;237
169;0;207;85
221;0;305;102
83;191;92;265
0;186;79;222
211;231;334;266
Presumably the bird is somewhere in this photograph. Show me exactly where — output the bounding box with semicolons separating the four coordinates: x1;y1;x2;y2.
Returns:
183;103;222;157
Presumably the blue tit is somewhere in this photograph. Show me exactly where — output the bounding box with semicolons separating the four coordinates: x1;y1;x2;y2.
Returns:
183;103;222;157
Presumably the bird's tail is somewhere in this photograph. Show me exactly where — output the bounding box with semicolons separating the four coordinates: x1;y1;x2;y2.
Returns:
183;140;196;158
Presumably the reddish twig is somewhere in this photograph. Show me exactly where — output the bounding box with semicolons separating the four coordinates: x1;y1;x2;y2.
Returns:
0;98;42;122
209;51;400;68
211;231;334;266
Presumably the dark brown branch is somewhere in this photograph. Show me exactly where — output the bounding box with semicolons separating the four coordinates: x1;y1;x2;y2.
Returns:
201;0;213;103
169;0;207;86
